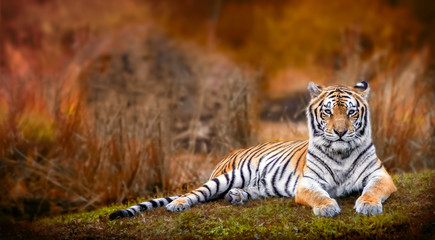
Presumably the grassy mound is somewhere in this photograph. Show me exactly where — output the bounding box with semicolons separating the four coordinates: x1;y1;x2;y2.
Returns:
4;170;434;239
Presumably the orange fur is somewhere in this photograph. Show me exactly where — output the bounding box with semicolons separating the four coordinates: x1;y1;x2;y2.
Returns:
357;166;397;205
295;187;335;208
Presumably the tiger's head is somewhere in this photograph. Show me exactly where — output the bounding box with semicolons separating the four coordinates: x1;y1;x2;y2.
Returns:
306;81;371;155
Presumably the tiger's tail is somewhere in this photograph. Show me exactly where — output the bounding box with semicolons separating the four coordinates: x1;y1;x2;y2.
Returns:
109;195;182;220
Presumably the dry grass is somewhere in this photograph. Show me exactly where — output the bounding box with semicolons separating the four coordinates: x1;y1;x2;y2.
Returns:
0;29;258;221
370;50;434;172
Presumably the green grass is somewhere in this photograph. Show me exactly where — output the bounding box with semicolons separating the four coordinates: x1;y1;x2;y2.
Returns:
5;170;435;239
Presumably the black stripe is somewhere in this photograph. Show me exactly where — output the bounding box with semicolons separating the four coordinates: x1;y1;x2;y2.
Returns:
267;144;298;188
292;175;300;194
309;104;321;136
236;151;248;169
255;142;291;164
247;143;270;182
269;150;285;170
239;146;258;188
306;166;327;184
360;107;367;136
265;144;294;163
304;175;327;190
238;142;269;161
327;91;336;96
197;190;207;200
138;203;148;211
150;200;158;208
347;143;374;177
308;151;339;185
272;166;284;197
307;158;324;175
228;154;239;191
294;147;307;174
229;151;241;168
238;143;271;165
262;158;277;179
239;164;246;188
347;149;376;179
314;144;342;164
224;161;231;172
185;196;193;206
127;209;134;217
354;159;379;184
258;142;292;160
247;158;252;185
284;172;293;196
356;106;365;133
361;164;383;187
191;192;201;202
212;178;220;194
165;197;173;203
224;172;230;183
202;185;211;197
239;145;269;184
228;171;235;188
264;185;271;197
314;105;323;133
255;142;292;183
279;142;308;180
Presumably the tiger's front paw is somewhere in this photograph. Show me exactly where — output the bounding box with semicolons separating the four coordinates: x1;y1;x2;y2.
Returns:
166;198;191;212
225;189;245;205
354;196;382;215
313;199;341;217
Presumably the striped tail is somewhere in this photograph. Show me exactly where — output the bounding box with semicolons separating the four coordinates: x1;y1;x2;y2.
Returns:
109;195;181;220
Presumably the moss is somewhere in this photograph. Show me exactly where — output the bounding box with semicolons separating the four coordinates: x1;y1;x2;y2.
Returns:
23;170;435;239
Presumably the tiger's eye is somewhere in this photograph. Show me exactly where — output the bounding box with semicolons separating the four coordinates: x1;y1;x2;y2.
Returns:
324;109;332;115
348;110;355;115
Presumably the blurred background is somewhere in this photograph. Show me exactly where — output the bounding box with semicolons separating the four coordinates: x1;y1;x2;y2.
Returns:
1;0;434;221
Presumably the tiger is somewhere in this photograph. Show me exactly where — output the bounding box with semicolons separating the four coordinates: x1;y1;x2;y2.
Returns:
109;81;397;219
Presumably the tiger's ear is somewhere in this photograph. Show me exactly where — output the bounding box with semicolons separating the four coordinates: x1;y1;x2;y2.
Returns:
308;82;323;98
354;81;370;99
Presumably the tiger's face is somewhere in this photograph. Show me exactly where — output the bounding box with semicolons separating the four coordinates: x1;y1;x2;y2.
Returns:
307;81;370;154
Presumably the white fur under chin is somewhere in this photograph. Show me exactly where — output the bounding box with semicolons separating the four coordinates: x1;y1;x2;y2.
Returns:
330;141;351;152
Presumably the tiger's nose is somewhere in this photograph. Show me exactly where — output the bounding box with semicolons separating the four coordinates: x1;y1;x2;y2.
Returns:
334;129;347;137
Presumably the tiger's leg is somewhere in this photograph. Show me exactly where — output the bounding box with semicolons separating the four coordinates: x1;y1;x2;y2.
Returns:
225;188;250;205
295;177;340;217
354;166;397;215
166;172;240;212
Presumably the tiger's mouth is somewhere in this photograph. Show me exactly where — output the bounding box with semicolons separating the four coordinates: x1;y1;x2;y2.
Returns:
318;133;358;153
323;134;351;142
323;131;356;143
